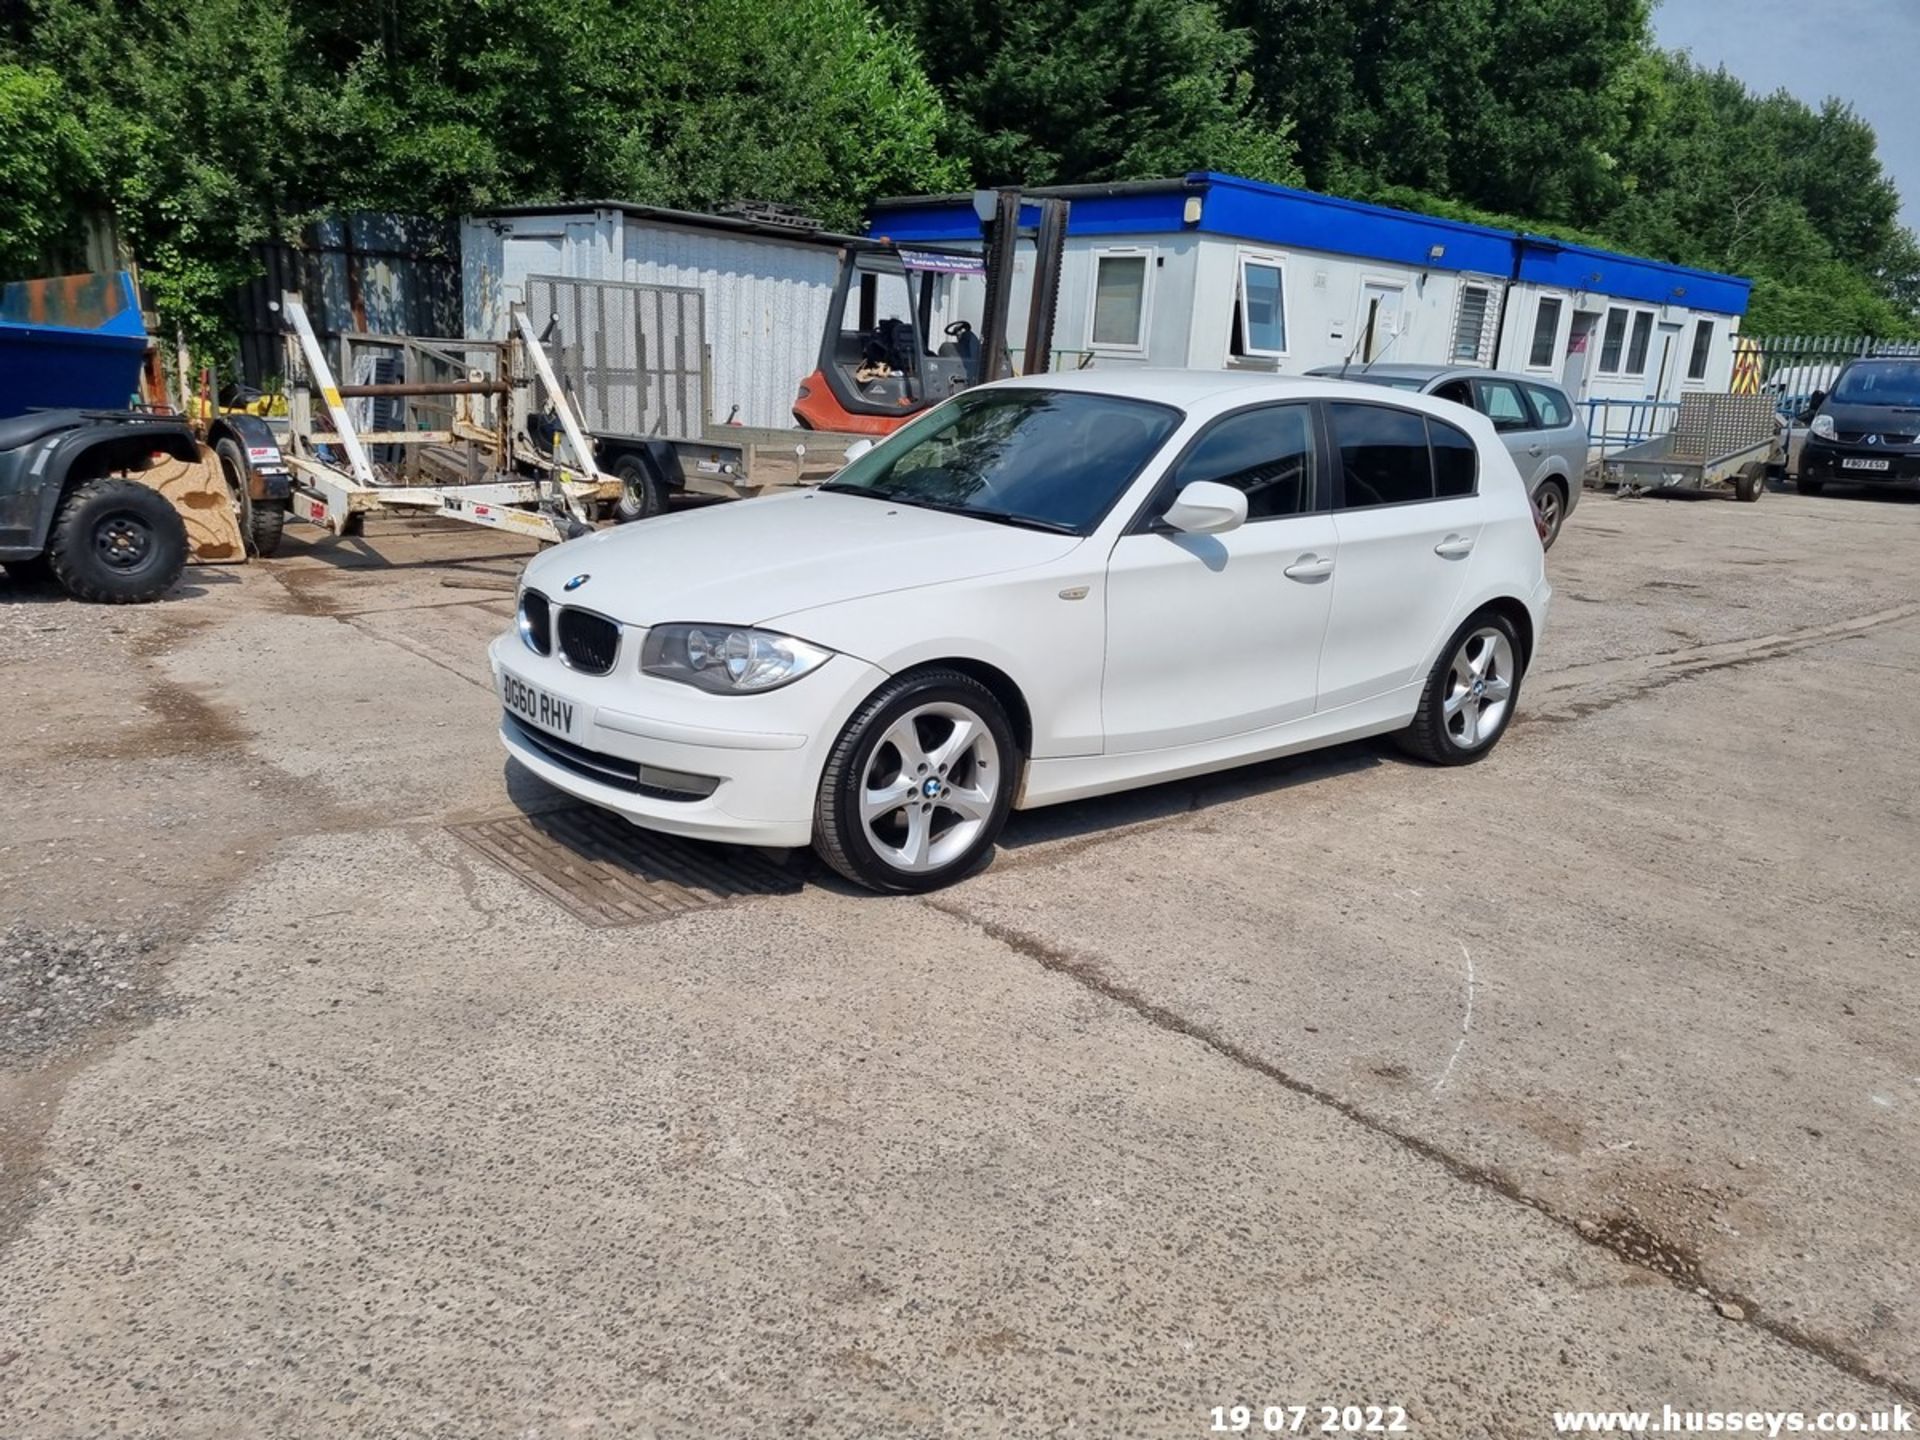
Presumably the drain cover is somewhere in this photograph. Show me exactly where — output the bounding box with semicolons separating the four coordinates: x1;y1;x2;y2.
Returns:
449;805;805;926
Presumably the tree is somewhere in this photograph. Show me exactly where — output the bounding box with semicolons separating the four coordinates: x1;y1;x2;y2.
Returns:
899;0;1297;188
0;64;99;278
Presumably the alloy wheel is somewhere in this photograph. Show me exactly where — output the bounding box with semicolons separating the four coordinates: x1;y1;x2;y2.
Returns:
859;701;1000;873
1444;627;1515;749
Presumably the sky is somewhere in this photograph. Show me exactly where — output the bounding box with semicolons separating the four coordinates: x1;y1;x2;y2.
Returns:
1652;0;1920;237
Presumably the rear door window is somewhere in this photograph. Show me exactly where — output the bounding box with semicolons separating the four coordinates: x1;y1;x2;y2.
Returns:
1329;402;1478;509
1472;378;1535;432
1521;383;1574;429
1329;402;1433;508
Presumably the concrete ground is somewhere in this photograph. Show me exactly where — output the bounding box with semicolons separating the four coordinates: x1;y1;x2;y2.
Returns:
2;483;1917;1438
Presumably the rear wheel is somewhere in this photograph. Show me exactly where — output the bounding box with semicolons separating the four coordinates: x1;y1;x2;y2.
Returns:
215;437;289;556
46;476;188;604
1734;462;1765;503
1534;477;1569;549
1398;611;1524;766
814;669;1017;893
614;455;667;522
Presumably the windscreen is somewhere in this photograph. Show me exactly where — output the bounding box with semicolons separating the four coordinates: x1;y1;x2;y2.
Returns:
1830;361;1920;408
822;388;1183;534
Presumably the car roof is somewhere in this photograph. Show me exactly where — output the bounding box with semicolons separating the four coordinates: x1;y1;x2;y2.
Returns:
992;367;1336;407
1304;361;1570;392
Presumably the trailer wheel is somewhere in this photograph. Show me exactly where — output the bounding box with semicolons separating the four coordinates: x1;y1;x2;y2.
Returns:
215;437;289;556
614;455;667;522
1734;462;1766;503
46;476;188;604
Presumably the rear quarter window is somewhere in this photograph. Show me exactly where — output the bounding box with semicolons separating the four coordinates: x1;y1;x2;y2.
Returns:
1329;402;1478;507
1521;384;1574;429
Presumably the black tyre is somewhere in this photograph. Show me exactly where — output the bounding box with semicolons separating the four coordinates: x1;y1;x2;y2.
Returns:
46;476;188;604
1534;477;1569;549
1734;462;1765;503
1397;610;1525;766
814;668;1018;893
614;455;667;522
1796;477;1825;497
215;437;289;556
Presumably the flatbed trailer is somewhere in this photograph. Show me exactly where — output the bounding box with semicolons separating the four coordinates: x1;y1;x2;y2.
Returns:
1597;393;1777;503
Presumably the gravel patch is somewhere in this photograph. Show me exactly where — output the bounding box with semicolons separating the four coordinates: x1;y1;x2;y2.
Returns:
0;922;170;1064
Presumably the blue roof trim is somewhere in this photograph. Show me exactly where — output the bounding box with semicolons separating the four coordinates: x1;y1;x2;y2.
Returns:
869;172;1752;317
1512;235;1751;316
1189;172;1516;278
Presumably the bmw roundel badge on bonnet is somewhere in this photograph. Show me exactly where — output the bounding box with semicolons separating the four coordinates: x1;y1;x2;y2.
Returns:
564;574;590;591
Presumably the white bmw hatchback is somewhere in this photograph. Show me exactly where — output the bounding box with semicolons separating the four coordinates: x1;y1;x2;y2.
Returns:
490;371;1550;891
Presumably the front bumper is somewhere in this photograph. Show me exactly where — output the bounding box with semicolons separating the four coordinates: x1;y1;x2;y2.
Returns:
1800;441;1920;486
486;632;883;847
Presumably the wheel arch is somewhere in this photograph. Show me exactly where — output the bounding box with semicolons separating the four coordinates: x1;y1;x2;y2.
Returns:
1478;595;1535;669
887;655;1034;761
32;424;202;547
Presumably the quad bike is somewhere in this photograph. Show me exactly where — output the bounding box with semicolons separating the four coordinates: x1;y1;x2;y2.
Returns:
0;410;201;603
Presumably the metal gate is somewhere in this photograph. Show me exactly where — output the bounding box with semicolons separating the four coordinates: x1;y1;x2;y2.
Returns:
524;275;708;439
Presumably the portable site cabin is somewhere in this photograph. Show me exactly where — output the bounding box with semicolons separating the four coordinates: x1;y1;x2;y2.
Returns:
868;173;1753;412
462;203;859;432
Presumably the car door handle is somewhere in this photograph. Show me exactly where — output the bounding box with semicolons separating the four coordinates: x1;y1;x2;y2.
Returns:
1283;554;1335;581
1434;535;1475;559
1528;444;1544;456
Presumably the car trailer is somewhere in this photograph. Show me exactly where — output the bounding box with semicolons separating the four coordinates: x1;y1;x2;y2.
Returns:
277;293;620;544
280;286;868;543
1599;393;1776;503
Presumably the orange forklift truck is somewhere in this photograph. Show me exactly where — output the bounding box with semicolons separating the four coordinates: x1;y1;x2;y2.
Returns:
791;190;1070;436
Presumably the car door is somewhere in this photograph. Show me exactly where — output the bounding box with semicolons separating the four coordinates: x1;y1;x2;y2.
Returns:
1318;401;1484;710
1518;381;1583;480
1470;376;1547;489
1102;402;1338;752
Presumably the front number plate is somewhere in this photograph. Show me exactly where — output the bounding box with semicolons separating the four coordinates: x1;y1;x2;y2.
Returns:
1842;457;1891;471
501;669;578;739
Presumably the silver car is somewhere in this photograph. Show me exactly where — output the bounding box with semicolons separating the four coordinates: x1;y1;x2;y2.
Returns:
1308;363;1587;548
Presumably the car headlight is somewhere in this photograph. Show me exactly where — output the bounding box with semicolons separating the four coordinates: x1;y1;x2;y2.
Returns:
1810;413;1837;440
640;624;833;694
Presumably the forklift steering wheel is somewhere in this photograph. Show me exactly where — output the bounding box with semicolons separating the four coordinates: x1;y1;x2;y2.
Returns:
943;320;974;338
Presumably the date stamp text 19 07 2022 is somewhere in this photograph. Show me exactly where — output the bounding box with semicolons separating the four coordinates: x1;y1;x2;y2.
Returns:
1211;1404;1411;1434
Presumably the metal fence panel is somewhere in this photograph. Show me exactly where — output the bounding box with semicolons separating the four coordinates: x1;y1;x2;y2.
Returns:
524;274;707;439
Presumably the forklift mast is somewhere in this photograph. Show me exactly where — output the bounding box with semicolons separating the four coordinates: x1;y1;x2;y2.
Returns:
791;189;1071;434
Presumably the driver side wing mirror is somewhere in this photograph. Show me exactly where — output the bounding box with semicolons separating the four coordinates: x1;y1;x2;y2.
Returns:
1159;480;1248;536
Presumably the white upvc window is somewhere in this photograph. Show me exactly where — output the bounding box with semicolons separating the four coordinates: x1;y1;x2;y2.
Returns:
1598;304;1658;377
1087;248;1153;353
1230;250;1289;358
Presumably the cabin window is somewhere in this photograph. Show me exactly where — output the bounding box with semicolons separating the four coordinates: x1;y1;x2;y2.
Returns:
1451;283;1494;364
1089;250;1151;350
1687;319;1714;380
1625;310;1655;375
1230;255;1289;358
1528;297;1563;369
1598;307;1628;373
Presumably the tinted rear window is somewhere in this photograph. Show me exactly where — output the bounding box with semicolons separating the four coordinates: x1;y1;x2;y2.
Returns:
1330;403;1477;508
1522;383;1573;428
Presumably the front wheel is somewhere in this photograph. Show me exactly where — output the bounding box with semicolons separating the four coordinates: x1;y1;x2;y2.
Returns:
1397;611;1525;766
813;669;1018;893
46;476;188;604
1796;477;1825;497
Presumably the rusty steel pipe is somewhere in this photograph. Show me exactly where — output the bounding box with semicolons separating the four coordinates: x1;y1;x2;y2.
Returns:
333;379;511;398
